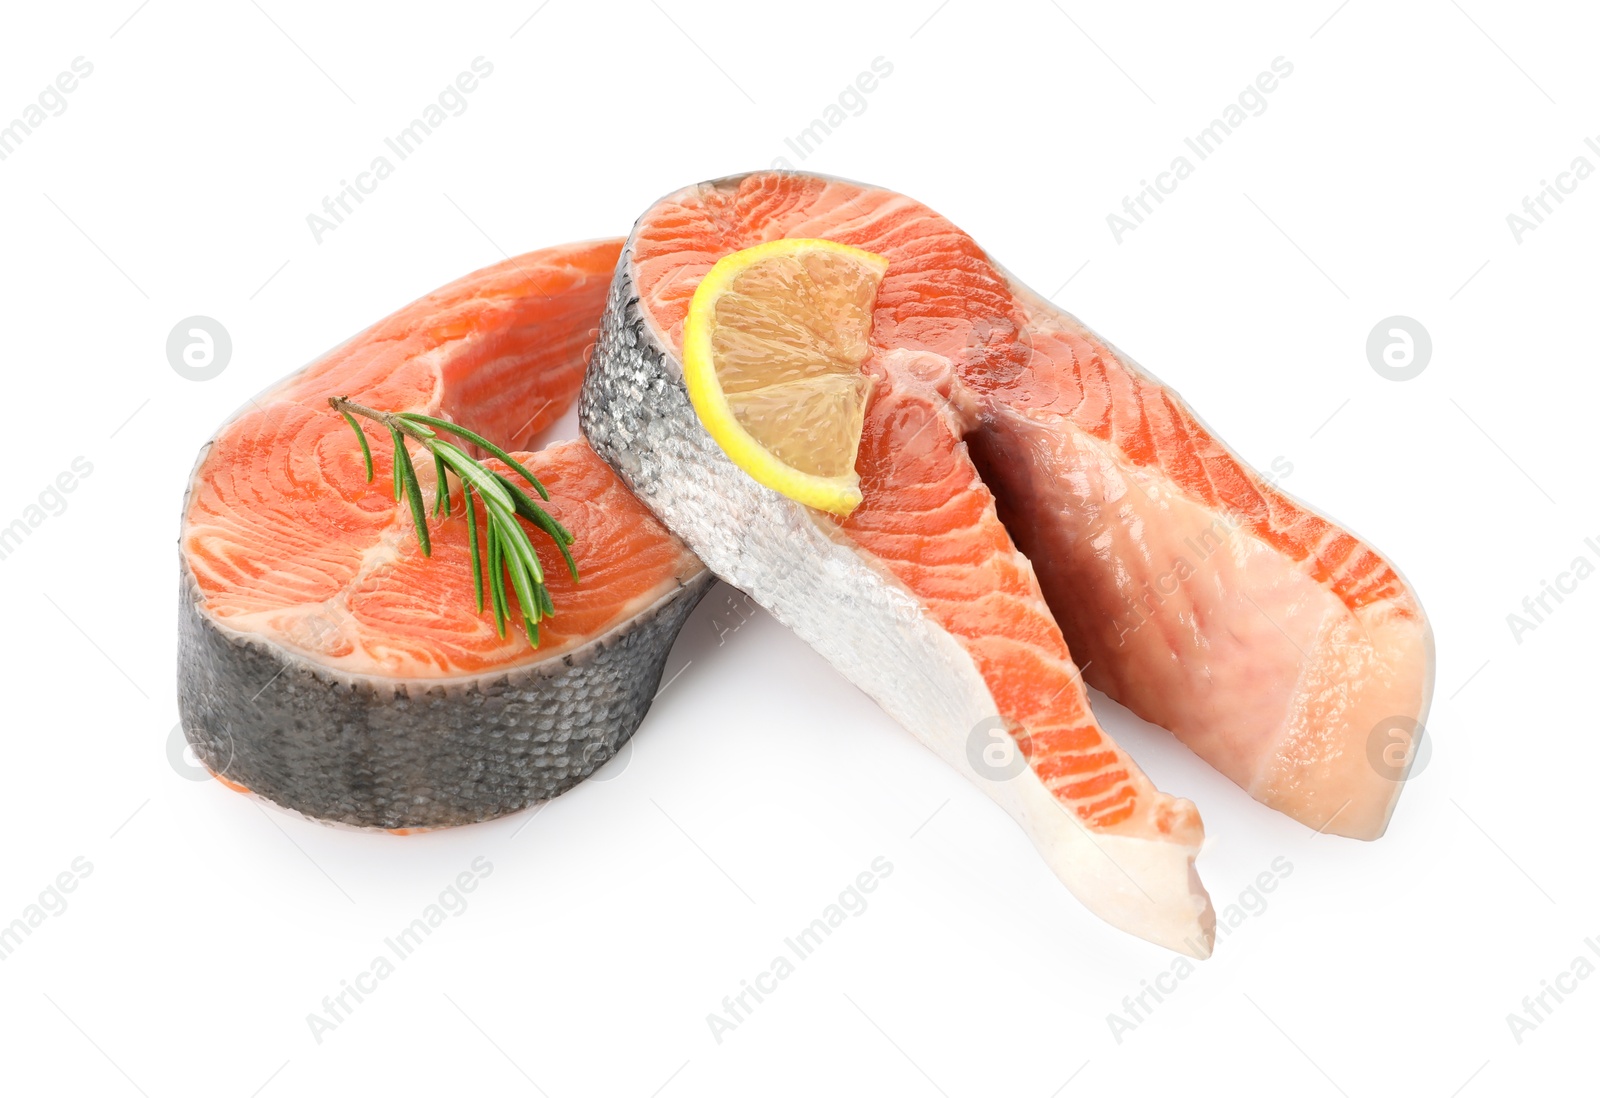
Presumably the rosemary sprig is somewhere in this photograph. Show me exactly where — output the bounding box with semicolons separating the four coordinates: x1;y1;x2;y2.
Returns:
329;396;576;647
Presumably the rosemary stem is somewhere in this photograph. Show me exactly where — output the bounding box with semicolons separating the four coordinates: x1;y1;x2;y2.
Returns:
328;396;436;444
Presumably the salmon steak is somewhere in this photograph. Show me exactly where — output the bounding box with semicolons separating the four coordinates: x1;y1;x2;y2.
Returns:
582;172;1433;954
179;240;710;830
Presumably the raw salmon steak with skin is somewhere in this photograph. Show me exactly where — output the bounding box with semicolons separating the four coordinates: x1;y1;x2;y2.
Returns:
628;174;1432;840
179;239;711;830
584;180;1217;955
585;171;1433;952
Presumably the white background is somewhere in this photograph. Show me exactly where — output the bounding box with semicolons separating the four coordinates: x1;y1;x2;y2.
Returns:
0;1;1594;1095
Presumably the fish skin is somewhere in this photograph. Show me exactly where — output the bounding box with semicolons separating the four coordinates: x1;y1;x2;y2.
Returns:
177;240;711;830
603;170;1432;847
177;556;711;830
581;228;1216;957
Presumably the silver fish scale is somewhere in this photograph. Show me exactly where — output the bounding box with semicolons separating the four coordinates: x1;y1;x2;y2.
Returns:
579;236;1224;958
177;560;711;830
579;243;1002;774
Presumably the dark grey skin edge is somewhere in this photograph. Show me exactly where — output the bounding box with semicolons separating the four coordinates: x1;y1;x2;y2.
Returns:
177;558;712;830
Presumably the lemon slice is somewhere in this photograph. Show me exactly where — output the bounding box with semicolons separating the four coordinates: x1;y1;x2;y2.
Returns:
683;238;888;516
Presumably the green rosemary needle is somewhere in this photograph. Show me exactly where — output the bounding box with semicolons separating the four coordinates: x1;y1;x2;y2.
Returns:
328;396;576;647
